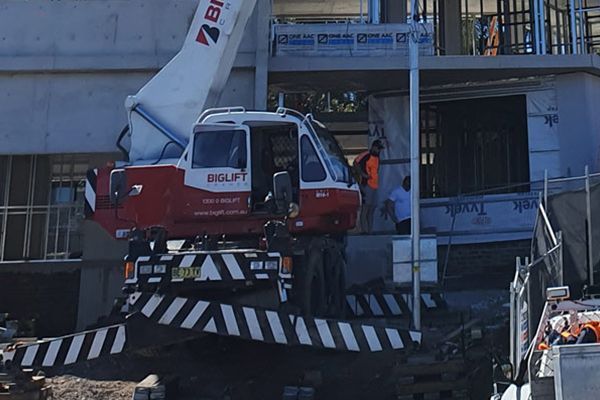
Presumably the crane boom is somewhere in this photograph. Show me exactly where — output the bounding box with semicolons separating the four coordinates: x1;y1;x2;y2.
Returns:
124;0;257;163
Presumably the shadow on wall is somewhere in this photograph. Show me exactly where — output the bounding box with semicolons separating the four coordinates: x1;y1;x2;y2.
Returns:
0;262;81;337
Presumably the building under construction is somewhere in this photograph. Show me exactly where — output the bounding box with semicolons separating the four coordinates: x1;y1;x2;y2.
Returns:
0;0;599;383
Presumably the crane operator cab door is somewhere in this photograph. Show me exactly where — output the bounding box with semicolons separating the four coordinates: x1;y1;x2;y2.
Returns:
247;121;300;213
180;123;251;219
247;119;339;217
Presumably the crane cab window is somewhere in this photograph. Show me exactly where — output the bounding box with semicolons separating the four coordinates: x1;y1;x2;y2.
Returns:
192;129;247;169
301;136;326;182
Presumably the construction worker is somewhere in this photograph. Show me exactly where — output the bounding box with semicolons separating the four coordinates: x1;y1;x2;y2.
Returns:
385;176;412;234
552;328;578;346
354;140;384;234
351;150;369;186
576;320;600;344
539;319;600;349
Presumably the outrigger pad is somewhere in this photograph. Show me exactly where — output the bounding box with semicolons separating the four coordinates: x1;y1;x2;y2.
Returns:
2;315;202;371
129;292;422;353
1;294;424;370
3;323;127;370
345;292;446;318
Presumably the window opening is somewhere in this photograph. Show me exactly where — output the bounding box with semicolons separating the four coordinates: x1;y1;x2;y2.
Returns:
193;129;247;169
420;95;530;197
0;154;107;261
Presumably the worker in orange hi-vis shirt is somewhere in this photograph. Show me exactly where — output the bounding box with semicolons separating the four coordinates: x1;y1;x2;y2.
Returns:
357;139;384;234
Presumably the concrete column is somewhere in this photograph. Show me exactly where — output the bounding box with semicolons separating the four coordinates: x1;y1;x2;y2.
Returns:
441;0;462;55
382;0;407;23
369;0;381;23
555;73;600;176
254;0;270;110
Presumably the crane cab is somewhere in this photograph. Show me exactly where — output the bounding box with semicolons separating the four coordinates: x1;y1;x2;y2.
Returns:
89;108;360;241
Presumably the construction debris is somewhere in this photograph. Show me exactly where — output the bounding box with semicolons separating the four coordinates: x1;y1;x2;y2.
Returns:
282;386;315;400
133;374;179;400
0;370;51;400
392;358;469;399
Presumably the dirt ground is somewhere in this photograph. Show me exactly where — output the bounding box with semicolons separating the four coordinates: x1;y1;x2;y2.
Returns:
48;376;136;400
41;323;504;400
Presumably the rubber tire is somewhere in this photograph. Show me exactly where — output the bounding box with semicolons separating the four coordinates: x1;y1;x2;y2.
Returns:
324;245;346;318
298;244;327;317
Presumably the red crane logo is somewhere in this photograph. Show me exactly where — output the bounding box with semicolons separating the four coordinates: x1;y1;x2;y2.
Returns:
196;0;225;46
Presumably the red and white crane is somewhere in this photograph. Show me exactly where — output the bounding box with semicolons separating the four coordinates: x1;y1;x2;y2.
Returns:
2;0;427;372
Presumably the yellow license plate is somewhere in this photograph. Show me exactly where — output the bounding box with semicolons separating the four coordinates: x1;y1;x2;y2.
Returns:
171;267;200;280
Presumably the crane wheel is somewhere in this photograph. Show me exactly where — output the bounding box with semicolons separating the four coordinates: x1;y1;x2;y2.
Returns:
324;244;346;318
298;241;327;317
296;239;346;318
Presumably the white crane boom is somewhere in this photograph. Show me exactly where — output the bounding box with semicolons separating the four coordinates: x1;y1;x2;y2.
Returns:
124;0;257;163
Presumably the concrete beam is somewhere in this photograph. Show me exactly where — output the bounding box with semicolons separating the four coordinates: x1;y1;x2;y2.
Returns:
270;54;600;72
0;53;258;73
273;0;360;17
268;54;600;90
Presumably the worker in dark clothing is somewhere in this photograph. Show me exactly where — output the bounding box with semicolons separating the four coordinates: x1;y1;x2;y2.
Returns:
538;319;600;349
576;321;600;344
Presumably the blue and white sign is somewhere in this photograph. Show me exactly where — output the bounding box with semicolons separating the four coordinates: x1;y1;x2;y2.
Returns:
274;23;434;57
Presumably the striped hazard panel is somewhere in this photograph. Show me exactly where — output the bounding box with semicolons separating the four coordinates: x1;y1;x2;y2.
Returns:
345;292;445;318
128;252;281;286
130;292;422;353
3;324;126;370
83;168;97;217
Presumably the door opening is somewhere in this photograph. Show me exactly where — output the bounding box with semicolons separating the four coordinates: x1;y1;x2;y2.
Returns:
248;122;299;212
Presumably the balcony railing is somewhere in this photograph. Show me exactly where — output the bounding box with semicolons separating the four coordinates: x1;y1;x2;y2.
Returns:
271;0;600;57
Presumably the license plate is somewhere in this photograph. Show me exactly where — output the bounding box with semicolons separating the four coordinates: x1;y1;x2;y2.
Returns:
171;267;200;280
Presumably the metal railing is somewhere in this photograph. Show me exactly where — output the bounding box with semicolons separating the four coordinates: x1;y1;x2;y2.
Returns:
509;202;563;377
271;0;599;56
508;167;600;382
573;3;600;54
542;167;600;285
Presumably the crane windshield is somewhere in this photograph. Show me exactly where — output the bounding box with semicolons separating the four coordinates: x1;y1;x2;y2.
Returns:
306;120;352;184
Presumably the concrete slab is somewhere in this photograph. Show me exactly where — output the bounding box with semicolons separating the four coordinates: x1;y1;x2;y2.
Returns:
269;54;600;91
345;234;394;287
